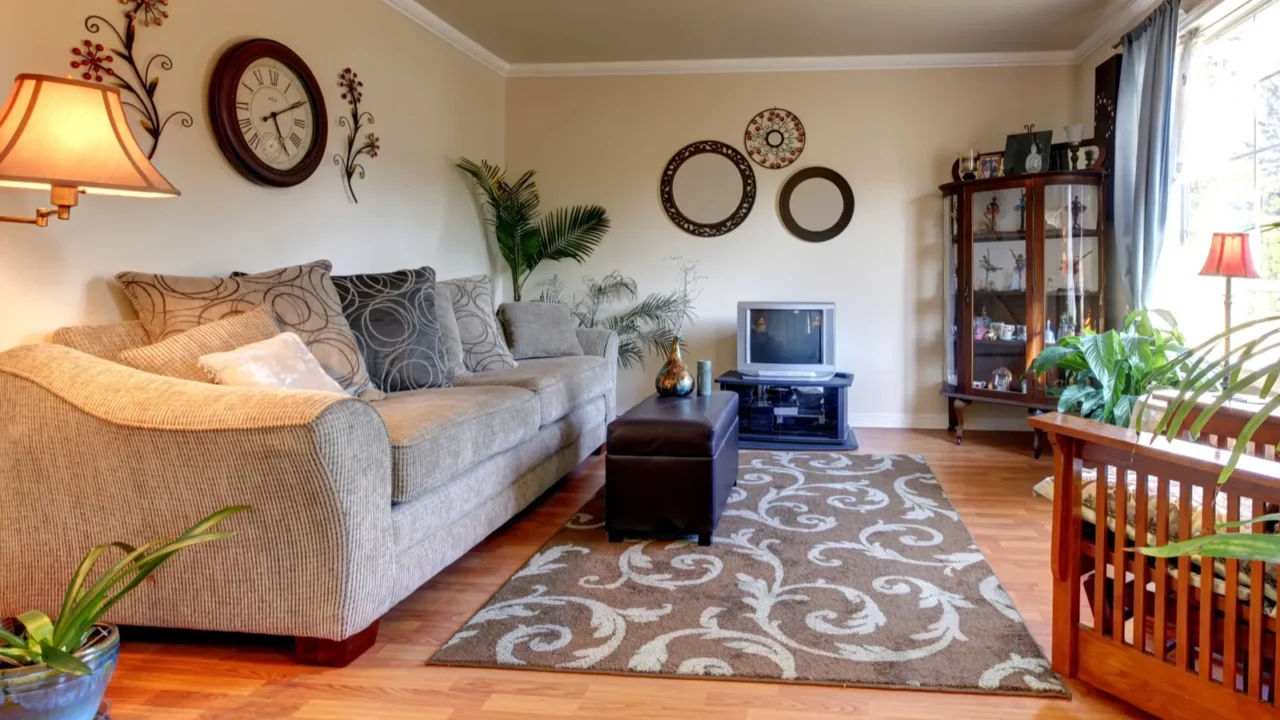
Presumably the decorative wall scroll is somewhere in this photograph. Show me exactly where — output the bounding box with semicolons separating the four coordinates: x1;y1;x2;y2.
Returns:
660;140;756;238
744;108;805;169
334;68;380;203
73;0;191;159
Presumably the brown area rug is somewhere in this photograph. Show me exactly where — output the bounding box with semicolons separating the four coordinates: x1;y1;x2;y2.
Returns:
429;451;1068;697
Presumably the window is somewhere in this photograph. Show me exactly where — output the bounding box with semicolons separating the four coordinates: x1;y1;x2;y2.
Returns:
1169;0;1280;347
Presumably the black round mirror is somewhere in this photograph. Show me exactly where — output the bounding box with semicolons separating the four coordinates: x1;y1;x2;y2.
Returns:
779;167;854;243
660;140;756;237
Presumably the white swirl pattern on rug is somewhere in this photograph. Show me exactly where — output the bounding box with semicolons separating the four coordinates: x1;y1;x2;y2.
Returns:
430;451;1067;697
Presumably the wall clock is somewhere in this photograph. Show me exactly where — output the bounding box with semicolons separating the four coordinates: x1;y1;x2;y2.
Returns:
209;39;328;187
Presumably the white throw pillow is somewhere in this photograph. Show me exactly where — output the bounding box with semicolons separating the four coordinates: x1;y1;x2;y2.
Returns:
199;332;347;394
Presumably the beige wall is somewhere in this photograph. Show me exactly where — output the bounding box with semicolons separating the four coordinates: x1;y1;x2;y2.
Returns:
0;0;504;348
507;67;1077;425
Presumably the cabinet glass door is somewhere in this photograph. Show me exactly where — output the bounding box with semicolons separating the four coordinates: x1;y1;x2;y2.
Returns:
944;192;960;390
1042;183;1102;343
970;187;1030;397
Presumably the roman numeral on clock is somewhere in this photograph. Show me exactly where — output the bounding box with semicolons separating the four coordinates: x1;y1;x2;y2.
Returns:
238;117;253;133
290;132;303;149
294;117;307;129
247;133;260;150
268;69;280;86
253;69;264;86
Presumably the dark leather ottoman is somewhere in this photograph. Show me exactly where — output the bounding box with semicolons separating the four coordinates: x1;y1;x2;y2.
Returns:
605;392;739;546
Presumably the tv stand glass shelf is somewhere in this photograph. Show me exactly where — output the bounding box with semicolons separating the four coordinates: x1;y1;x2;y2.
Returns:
716;371;858;451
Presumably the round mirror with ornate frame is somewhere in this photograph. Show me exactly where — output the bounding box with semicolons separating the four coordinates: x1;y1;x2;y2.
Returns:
660;140;756;237
779;167;855;243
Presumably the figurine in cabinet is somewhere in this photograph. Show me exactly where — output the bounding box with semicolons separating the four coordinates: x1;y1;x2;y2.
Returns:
1008;250;1026;291
979;250;1002;291
984;195;1000;233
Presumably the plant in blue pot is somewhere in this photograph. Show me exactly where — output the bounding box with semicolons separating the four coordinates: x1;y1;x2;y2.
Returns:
0;506;246;720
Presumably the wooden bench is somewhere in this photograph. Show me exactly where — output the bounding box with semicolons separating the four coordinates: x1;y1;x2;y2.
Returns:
1030;406;1280;719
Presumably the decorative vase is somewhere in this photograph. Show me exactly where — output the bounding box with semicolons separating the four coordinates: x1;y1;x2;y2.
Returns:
0;624;119;720
655;336;694;397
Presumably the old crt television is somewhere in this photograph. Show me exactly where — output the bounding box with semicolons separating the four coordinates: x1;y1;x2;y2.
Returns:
737;302;836;379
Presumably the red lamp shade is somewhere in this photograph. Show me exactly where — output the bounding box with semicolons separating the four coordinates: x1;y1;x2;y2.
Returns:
1200;232;1261;279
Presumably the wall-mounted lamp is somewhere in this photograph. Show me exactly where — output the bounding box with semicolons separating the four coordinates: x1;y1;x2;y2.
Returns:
0;74;179;227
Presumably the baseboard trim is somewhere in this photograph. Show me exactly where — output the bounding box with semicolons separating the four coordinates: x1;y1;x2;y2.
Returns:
850;413;1034;432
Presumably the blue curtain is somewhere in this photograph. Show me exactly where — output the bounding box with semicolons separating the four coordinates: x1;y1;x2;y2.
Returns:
1110;0;1180;328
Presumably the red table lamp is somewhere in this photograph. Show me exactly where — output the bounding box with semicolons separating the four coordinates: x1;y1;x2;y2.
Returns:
1199;232;1260;364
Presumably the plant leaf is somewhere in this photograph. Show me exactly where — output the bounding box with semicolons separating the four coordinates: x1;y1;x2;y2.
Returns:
1136;533;1280;562
17;611;54;646
1217;512;1280;531
38;642;91;676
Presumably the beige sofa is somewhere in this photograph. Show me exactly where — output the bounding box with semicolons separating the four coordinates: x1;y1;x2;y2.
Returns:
0;320;617;664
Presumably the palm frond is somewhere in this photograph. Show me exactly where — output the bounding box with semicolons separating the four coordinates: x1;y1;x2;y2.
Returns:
537;206;611;264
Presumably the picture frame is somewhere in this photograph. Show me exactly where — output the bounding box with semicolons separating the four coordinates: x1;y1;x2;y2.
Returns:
977;152;1004;179
1003;129;1053;176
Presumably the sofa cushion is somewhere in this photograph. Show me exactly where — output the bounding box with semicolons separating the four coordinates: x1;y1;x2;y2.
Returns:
115;260;378;397
452;355;611;427
332;267;451;393
438;275;517;373
118;303;281;383
498;302;584;360
372;386;540;504
52;321;149;360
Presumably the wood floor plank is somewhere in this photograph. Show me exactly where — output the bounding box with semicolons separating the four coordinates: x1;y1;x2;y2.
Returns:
104;430;1144;719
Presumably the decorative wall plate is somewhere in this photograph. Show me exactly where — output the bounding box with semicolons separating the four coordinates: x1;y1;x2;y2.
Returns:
660;140;756;237
744;108;805;169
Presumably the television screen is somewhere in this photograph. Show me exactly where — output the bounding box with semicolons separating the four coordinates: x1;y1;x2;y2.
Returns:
747;309;825;365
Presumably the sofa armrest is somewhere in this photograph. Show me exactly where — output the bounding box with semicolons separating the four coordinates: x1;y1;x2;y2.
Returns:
0;344;394;641
577;328;619;420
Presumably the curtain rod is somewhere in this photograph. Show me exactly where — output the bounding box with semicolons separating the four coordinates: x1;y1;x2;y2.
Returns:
1109;0;1253;50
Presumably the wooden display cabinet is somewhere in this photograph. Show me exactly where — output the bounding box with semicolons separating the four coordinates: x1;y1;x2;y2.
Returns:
940;169;1106;457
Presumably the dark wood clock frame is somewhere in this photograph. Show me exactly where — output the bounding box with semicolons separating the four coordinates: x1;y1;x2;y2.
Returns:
209;39;328;188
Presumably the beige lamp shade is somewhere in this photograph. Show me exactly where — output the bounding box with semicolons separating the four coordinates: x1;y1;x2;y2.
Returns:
0;74;178;198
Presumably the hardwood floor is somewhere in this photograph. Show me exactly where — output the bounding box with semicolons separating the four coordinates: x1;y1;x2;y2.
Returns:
104;430;1146;719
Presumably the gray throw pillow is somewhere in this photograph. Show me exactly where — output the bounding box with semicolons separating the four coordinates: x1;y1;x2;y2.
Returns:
438;275;517;373
331;267;451;393
115;259;377;397
498;302;584;360
434;283;470;380
118;303;280;382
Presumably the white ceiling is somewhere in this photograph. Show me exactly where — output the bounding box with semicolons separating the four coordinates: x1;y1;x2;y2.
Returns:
411;0;1136;66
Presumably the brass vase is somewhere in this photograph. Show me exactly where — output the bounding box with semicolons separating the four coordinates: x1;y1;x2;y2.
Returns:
655;336;694;397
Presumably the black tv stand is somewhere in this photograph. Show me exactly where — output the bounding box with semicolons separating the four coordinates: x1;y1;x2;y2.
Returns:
716;371;858;451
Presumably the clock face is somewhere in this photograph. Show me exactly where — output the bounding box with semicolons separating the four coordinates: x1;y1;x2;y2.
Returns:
210;39;328;187
234;59;316;172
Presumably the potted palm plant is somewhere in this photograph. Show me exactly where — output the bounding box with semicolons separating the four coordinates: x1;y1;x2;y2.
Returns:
457;158;610;301
0;506;246;720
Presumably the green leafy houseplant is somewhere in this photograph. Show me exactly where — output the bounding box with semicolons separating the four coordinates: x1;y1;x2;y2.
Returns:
1026;309;1189;426
457;158;610;301
1;506;246;677
1132;313;1280;562
538;271;693;369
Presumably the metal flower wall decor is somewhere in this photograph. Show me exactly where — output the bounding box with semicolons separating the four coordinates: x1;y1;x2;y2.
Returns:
744;108;805;169
72;0;191;159
334;68;380;203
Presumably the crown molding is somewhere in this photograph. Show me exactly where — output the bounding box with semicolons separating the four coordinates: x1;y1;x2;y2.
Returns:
381;0;510;75
385;0;1142;78
507;51;1076;78
1071;0;1160;62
